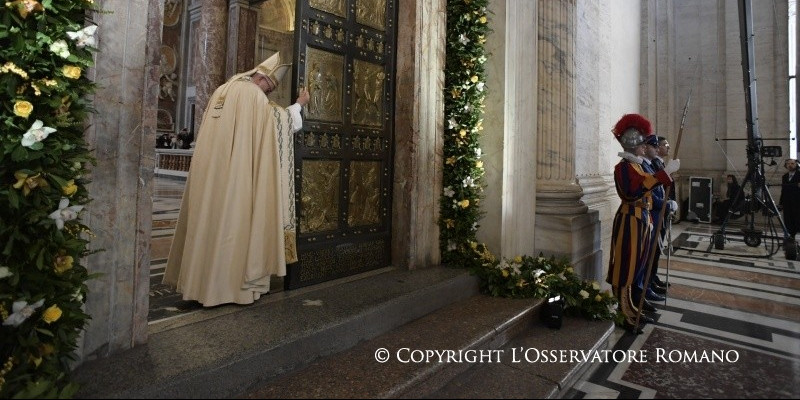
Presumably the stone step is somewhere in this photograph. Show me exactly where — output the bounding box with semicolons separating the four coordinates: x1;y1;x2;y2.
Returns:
72;266;479;398
429;315;615;399
239;296;614;399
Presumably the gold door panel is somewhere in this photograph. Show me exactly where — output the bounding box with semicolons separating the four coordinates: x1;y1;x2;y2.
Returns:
305;47;344;123
300;160;341;233
310;0;346;18
352;59;384;127
356;0;386;31
347;161;381;227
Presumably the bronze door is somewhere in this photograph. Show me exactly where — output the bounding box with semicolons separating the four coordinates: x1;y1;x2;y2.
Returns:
287;0;396;289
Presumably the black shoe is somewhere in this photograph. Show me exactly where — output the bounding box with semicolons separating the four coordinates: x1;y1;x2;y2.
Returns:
650;284;667;295
652;276;670;288
623;321;644;334
638;314;655;324
646;288;666;302
641;300;658;313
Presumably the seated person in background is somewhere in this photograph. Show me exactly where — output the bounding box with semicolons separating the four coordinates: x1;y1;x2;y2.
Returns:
713;174;743;223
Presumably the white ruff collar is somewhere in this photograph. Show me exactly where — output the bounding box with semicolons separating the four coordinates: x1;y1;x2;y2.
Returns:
618;152;643;164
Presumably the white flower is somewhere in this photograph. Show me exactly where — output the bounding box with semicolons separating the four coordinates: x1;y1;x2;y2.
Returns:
448;118;459;129
591;281;601;291
21;120;57;148
66;25;98;48
49;197;84;230
579;290;590;299
462;176;474;188
478;55;487;64
3;299;44;327
49;40;71;59
463;104;473;113
443;186;455;197
475;148;482;158
510;263;521;276
471;222;478;231
447;240;457;251
458;33;470;45
476;82;485;92
71;288;84;303
0;266;12;279
533;269;545;278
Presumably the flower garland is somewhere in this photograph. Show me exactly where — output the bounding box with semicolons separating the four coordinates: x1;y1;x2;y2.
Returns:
442;1;619;322
468;244;619;321
441;0;489;266
1;0;99;397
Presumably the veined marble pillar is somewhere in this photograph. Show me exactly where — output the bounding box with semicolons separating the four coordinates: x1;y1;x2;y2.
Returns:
226;0;259;78
534;0;602;281
193;0;228;131
393;0;445;269
500;0;537;258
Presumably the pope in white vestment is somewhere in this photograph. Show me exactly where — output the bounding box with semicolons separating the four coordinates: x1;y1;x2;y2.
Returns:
164;53;309;307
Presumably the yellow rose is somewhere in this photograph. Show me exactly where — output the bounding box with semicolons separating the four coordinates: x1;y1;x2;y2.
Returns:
458;199;470;208
13;171;49;196
513;256;522;264
501;269;509;278
42;304;63;324
475;160;483;169
62;65;82;79
54;254;74;274
470;75;479;83
14;100;33;118
39;343;55;356
62;179;78;196
480;16;487;24
459;129;467;138
594;294;603;302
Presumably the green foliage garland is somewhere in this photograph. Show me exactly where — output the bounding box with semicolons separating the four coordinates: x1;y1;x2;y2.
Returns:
442;1;618;322
441;0;490;266
0;0;98;397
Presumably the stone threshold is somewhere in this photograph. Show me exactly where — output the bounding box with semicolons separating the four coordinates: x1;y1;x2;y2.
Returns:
72;266;478;398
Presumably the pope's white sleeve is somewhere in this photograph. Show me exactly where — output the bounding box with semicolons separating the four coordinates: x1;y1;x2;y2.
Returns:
287;103;303;133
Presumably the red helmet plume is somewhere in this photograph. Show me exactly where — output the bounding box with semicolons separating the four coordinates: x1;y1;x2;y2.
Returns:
612;113;652;138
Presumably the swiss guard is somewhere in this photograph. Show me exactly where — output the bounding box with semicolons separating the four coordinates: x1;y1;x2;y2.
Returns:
607;114;680;333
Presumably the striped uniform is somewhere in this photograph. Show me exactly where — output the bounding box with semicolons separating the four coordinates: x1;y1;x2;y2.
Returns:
607;156;672;322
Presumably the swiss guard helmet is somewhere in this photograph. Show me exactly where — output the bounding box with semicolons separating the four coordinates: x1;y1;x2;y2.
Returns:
613;113;653;150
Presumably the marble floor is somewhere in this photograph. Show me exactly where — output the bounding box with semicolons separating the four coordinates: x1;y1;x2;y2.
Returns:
149;177;800;397
568;221;800;398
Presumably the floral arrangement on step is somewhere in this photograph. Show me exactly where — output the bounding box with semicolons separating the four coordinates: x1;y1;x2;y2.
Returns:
0;0;99;397
467;243;619;321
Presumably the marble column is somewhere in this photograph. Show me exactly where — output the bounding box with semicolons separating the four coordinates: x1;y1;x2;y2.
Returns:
534;0;602;281
193;0;228;131
80;0;162;360
393;0;445;269
500;0;538;258
226;0;259;78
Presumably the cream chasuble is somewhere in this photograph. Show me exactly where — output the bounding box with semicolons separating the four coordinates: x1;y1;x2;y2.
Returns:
164;77;299;307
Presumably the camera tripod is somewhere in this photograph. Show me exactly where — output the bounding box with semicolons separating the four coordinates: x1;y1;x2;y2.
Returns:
712;0;798;261
712;153;797;260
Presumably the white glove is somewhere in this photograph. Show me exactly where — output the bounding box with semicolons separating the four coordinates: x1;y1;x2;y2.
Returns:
664;159;680;175
667;199;678;214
